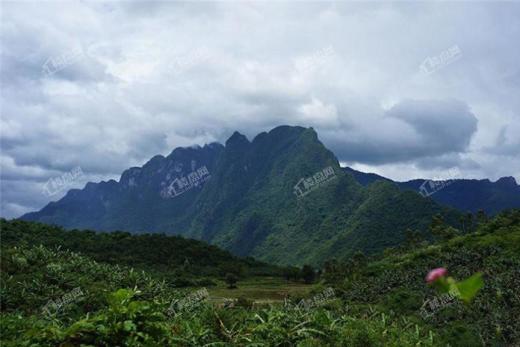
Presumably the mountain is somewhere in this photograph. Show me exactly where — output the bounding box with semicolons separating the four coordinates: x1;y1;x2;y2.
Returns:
343;167;520;215
22;142;225;232
22;126;462;265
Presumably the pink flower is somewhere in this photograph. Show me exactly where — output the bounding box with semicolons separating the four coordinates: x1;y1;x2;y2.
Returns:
426;267;447;283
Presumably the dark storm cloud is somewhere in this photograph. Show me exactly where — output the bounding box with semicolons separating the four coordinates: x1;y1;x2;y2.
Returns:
386;99;477;158
320;99;478;165
1;1;519;218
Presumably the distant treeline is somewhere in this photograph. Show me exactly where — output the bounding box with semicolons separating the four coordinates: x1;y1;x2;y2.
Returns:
0;219;285;286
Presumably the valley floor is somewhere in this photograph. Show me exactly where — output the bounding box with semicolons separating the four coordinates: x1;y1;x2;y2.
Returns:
206;277;314;305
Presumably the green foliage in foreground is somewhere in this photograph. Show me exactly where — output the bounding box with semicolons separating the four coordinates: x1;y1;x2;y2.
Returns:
1;210;519;346
1;244;437;346
329;209;520;346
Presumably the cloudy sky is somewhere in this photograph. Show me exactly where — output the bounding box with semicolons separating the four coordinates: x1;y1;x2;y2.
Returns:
1;1;519;218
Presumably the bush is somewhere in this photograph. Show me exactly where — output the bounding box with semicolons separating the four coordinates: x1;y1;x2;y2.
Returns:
235;297;254;309
225;273;238;289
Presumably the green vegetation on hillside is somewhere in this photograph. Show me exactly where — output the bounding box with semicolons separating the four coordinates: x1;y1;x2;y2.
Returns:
0;219;283;286
0;244;436;346
1;210;519;346
326;209;520;345
21;126;465;266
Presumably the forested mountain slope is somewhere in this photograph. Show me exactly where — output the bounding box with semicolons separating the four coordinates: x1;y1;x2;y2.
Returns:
22;126;462;265
343;167;520;215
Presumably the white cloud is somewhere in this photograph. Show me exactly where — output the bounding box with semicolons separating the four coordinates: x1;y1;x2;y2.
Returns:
298;98;339;127
1;1;519;218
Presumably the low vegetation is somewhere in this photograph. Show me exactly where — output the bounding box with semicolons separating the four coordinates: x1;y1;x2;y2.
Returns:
0;210;518;346
0;219;285;286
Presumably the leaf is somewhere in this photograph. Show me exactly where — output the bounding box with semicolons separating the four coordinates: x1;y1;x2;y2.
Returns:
108;289;134;307
123;320;136;332
455;272;484;303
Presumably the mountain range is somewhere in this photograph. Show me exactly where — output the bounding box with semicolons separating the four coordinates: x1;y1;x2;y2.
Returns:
343;167;520;215
21;126;519;265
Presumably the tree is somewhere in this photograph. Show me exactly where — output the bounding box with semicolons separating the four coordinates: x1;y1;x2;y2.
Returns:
323;259;337;274
283;266;301;282
429;214;445;239
351;251;366;267
322;259;337;283
301;265;315;284
477;209;488;225
466;212;474;233
182;258;190;271
429;214;458;240
442;226;459;240
404;228;421;247
459;215;466;234
225;273;238;289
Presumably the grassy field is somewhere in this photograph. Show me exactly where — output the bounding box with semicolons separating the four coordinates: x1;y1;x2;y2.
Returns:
204;277;315;305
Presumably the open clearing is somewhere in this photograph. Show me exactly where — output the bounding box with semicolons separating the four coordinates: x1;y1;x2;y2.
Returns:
205;277;315;305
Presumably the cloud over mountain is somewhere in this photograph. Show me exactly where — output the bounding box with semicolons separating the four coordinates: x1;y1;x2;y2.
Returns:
1;1;519;218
